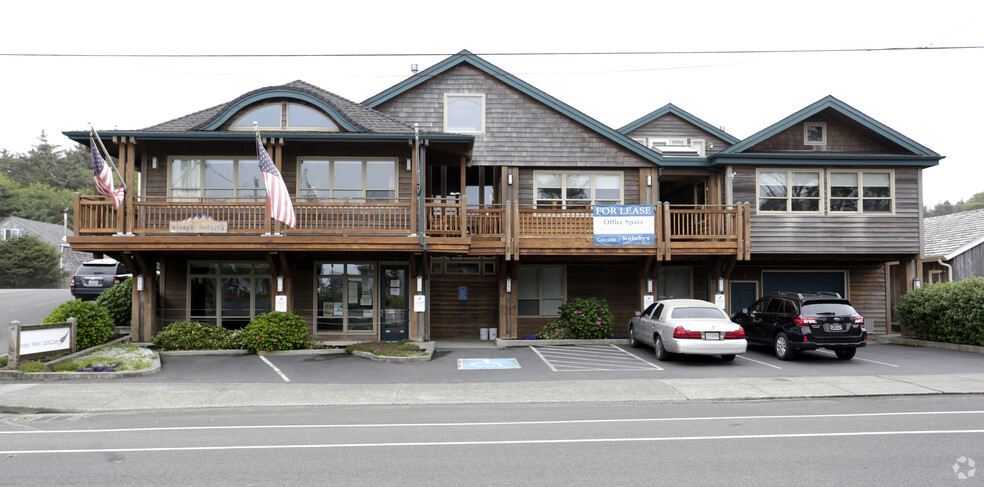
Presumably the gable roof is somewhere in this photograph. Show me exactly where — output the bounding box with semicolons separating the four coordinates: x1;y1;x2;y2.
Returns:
64;80;472;145
618;103;740;145
715;95;941;166
923;208;984;260
363;50;663;165
1;215;71;246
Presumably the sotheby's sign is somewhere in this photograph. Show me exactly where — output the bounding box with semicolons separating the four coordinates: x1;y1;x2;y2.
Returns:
593;205;655;246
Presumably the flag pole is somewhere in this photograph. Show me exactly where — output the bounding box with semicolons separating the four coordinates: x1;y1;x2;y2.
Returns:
88;123;128;194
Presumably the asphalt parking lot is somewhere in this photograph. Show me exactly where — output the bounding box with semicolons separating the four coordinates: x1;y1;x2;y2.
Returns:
120;341;984;385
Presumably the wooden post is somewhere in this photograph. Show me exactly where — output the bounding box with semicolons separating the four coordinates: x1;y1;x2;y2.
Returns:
126;138;136;234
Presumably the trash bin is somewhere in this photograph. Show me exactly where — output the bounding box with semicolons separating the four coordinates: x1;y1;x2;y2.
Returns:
480;328;489;340
488;328;497;340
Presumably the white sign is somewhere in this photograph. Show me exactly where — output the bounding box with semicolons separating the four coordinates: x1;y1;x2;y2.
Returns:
275;295;287;312
644;294;655;308
593;205;655;246
413;294;426;312
19;326;72;355
714;294;726;310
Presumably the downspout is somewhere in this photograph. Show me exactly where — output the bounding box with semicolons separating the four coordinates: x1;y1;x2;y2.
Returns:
938;258;953;283
415;124;430;341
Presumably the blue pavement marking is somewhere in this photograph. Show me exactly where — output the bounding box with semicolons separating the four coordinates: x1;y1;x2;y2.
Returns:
458;358;521;370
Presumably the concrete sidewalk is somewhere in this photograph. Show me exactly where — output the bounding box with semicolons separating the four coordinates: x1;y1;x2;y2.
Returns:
1;373;983;414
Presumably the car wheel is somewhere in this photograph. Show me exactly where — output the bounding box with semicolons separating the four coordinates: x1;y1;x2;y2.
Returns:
834;348;856;360
721;354;736;361
628;326;640;348
654;335;671;361
774;332;796;361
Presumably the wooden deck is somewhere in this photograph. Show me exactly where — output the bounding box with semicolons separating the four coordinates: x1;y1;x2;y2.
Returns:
71;195;750;259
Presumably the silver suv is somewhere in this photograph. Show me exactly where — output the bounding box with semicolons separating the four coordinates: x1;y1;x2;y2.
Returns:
70;259;131;301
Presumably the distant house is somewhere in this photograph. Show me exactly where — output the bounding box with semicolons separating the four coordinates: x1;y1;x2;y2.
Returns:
0;215;93;285
921;208;984;283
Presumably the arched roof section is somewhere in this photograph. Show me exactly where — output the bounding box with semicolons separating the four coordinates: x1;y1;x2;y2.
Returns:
198;89;363;132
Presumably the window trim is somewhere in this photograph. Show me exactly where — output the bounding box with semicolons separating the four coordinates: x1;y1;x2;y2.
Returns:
443;93;486;134
186;261;272;329
296;157;398;202
2;228;19;240
533;171;624;208
804;122;826;145
517;265;567;317
230;101;340;132
755;168;824;215
167;156;267;201
826;169;895;215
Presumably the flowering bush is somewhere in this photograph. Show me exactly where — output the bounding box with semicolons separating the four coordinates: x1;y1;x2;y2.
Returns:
558;297;615;339
241;312;309;352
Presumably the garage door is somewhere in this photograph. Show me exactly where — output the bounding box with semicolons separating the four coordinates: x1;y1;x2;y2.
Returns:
762;271;846;297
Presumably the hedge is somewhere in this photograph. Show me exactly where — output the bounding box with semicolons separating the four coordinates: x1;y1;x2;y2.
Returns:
895;277;984;346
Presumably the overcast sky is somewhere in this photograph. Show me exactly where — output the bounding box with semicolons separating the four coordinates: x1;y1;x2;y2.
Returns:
2;0;981;206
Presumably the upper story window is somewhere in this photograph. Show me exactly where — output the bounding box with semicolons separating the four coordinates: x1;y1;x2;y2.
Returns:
535;172;622;208
444;94;485;134
804;122;826;145
2;228;19;240
231;102;339;131
757;170;821;213
297;158;397;202
169;158;265;201
648;138;705;157
829;170;893;213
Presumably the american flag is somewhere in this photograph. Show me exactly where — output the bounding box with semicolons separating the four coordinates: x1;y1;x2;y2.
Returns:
90;136;124;209
256;136;296;228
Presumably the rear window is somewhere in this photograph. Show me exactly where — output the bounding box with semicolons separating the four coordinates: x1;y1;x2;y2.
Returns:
802;302;857;316
671;307;728;319
79;264;119;275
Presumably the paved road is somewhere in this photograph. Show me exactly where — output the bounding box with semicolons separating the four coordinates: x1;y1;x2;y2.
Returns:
0;288;74;347
1;395;981;485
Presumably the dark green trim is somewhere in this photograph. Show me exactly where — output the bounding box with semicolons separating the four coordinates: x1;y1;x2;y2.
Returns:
711;153;940;167
363;49;664;165
719;95;940;157
62;131;472;146
618;103;740;144
197;90;363;132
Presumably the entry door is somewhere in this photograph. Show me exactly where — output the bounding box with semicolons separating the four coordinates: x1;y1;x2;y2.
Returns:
380;265;409;341
730;281;758;316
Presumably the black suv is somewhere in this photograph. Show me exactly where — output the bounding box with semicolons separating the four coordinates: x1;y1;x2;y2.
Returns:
70;259;132;301
731;291;866;360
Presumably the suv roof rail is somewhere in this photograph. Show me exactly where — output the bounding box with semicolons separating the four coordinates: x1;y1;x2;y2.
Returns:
772;291;843;300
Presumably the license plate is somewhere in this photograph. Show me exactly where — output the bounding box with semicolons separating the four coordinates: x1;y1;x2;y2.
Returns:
829;323;844;331
86;279;100;286
704;332;720;340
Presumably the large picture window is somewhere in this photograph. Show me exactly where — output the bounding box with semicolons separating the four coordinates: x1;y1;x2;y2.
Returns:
298;158;396;202
517;266;565;316
316;263;376;333
829;170;893;213
169;158;266;201
444;94;485;134
188;262;272;329
534;172;622;208
757;170;821;213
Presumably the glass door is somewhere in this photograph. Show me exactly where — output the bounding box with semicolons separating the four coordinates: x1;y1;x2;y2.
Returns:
380;265;409;341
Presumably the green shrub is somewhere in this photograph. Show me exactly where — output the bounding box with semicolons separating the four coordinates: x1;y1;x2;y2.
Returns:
558;297;615;339
0;356;7;368
153;321;244;350
896;277;984;346
535;320;573;339
44;300;114;350
241;312;309;352
96;277;132;328
346;340;426;357
18;360;52;373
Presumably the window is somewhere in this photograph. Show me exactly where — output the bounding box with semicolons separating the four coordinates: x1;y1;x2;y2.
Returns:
517;266;565;316
231;102;339;131
316;263;376;333
430;257;496;274
298;158;397;202
2;228;19;240
757;170;821;213
804;122;826;145
169;158;266;201
657;267;692;300
648;138;705;157
829;170;893;213
444;94;485;134
188;262;271;329
534;172;622;208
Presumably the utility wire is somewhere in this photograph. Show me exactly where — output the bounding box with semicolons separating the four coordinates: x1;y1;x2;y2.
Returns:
1;46;982;58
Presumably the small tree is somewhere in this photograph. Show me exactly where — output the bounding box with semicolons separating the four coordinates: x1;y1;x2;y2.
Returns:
0;234;66;288
44;300;114;350
96;278;133;328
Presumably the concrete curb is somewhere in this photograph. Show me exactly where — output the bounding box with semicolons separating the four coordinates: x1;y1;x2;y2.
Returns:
0;352;161;381
875;335;984;354
350;342;434;363
496;338;630;348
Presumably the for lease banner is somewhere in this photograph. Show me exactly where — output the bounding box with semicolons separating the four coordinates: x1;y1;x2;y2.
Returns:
593;205;655;246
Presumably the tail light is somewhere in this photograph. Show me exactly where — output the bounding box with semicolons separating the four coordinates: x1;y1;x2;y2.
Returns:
71;275;77;286
854;316;864;327
673;326;702;339
794;317;817;326
114;275;123;285
725;327;745;339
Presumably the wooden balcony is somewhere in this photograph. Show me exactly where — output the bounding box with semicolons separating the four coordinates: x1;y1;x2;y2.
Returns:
71;195;749;259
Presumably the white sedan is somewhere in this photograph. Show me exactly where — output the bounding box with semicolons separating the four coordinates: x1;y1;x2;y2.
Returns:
628;299;747;361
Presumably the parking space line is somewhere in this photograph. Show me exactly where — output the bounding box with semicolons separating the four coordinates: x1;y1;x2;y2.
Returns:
530;345;663;372
815;350;900;367
259;356;291;382
736;355;783;369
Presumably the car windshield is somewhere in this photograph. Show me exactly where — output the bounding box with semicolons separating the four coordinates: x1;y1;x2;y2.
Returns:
802;303;857;316
671;307;727;319
80;265;117;275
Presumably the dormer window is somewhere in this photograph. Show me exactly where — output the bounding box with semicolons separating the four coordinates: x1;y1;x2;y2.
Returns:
231;102;339;131
648;138;705;157
804;122;826;145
